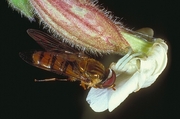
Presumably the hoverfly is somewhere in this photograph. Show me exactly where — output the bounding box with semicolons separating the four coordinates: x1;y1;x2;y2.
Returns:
19;29;116;89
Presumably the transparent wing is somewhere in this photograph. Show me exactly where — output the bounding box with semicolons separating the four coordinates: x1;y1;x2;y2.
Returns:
27;29;79;53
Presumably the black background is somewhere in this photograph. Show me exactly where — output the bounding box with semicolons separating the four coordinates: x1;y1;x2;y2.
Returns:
1;0;179;119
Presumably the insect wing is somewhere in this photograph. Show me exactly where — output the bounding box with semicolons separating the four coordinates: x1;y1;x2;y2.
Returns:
20;29;90;82
27;29;78;53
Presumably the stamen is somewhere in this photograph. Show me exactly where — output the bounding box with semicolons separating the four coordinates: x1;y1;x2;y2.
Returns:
115;50;142;71
115;49;132;69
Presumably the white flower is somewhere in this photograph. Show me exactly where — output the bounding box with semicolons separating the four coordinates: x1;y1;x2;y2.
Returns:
86;38;168;112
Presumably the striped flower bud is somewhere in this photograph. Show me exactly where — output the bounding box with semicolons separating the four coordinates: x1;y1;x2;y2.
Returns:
29;0;130;54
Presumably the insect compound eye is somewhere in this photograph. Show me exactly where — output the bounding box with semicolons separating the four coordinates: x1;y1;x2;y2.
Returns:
98;69;116;88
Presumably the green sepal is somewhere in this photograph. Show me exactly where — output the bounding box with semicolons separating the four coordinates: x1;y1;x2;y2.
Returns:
7;0;34;21
121;31;154;54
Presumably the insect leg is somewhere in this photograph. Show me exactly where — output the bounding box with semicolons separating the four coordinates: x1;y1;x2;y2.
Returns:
34;78;68;82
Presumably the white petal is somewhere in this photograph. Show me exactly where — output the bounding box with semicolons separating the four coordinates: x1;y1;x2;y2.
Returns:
138;39;168;88
109;39;168;111
86;39;168;112
86;88;113;112
108;65;139;112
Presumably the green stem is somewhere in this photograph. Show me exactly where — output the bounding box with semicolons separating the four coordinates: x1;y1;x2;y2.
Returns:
8;0;34;20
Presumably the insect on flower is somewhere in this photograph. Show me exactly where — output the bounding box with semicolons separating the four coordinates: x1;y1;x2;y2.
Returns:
19;29;116;90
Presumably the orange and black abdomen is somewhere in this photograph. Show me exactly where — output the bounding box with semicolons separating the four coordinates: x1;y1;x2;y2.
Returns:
32;51;80;78
33;51;58;70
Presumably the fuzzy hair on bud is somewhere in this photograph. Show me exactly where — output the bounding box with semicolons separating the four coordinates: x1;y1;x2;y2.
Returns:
29;0;130;54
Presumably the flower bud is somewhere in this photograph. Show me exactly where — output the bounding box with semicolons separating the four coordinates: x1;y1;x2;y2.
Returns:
30;0;130;54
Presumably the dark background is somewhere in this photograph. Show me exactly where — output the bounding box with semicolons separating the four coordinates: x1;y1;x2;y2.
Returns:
1;0;179;119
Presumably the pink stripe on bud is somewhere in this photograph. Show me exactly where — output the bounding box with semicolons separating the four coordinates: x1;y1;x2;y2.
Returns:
30;0;130;54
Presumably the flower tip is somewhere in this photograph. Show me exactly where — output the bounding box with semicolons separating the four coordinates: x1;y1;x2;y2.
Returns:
86;88;110;112
136;27;154;37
